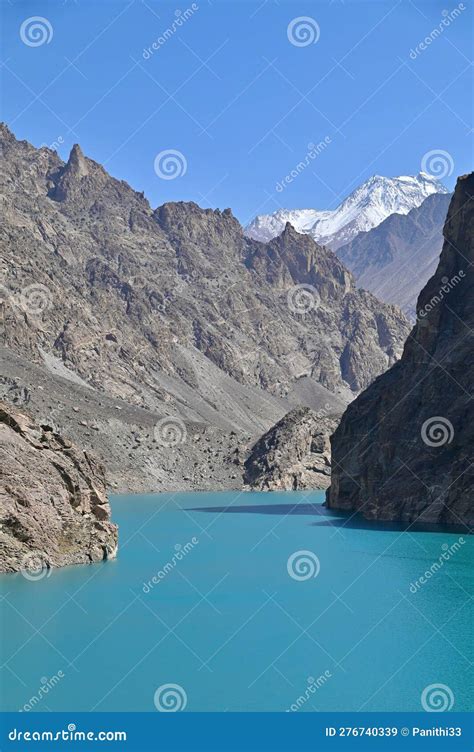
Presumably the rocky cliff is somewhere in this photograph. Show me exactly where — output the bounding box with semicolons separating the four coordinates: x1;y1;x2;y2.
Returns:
0;401;118;573
244;407;338;490
326;173;473;528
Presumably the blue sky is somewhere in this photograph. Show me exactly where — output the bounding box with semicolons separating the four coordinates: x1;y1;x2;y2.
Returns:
1;0;472;223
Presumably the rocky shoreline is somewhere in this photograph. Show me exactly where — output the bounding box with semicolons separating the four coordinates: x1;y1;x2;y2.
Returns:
0;401;118;574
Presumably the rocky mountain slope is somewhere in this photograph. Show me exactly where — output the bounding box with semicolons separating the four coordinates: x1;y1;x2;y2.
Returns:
244;406;338;490
0;400;118;573
338;193;451;317
0;124;411;491
327;173;473;528
245;173;448;249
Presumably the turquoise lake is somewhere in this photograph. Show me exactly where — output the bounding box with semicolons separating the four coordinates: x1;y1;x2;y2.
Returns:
1;491;472;713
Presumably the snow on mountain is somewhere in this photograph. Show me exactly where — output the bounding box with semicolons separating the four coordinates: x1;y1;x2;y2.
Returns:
245;173;449;250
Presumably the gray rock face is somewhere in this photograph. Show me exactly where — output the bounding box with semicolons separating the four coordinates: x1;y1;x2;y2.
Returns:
0;124;408;398
244;407;338;490
338;193;452;318
0;401;118;573
0;124;410;494
327;173;474;528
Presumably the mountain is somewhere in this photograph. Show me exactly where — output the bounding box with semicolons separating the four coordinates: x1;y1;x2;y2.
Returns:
326;173;473;528
0;400;118;573
245;173;449;250
337;193;452;318
0;124;409;492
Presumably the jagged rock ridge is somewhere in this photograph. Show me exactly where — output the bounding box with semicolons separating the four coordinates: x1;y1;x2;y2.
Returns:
327;173;474;528
0;124;410;445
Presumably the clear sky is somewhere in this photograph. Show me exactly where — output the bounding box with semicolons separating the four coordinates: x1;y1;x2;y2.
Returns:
1;0;472;224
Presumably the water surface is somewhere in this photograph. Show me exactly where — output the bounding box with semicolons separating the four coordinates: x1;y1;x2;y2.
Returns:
1;491;472;712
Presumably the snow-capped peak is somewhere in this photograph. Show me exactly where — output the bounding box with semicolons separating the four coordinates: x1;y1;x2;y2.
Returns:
245;173;449;249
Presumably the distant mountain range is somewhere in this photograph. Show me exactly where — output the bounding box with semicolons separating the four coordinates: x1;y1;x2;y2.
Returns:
245;173;449;250
338;192;452;318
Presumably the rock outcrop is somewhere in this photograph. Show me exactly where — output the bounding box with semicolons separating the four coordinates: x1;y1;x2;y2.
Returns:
327;173;474;528
0;401;118;573
244;407;338;490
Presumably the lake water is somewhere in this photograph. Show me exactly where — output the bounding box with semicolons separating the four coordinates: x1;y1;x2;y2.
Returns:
0;491;472;713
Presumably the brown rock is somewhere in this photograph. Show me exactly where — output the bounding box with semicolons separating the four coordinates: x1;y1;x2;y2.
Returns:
0;401;118;573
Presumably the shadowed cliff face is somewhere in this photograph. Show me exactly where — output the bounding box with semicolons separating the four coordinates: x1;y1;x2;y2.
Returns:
0;401;118;573
327;173;474;528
